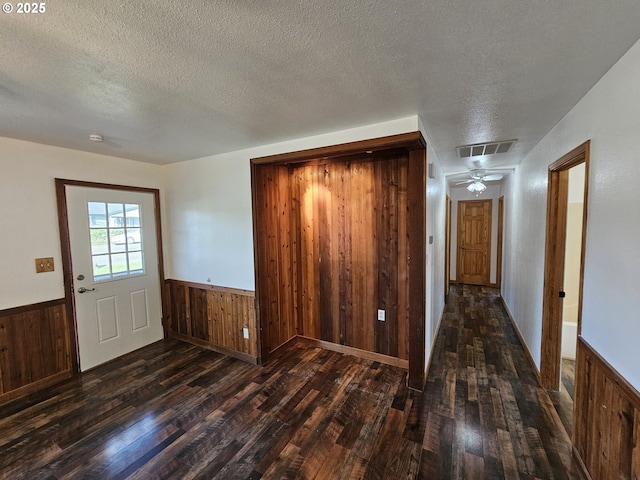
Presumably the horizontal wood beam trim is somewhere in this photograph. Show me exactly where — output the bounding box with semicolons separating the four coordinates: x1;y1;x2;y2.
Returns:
0;370;72;405
0;298;66;318
170;332;258;365
548;140;590;171
251;132;426;165
499;295;541;385
578;336;640;409
296;336;409;369
55;178;161;195
165;279;255;297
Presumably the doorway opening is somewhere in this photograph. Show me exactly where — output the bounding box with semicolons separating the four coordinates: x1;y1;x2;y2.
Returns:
540;141;589;413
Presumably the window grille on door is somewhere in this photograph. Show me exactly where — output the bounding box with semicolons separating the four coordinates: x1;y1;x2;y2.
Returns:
87;202;145;282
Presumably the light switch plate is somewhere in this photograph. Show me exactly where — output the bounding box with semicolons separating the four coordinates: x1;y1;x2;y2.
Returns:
377;309;386;321
35;257;55;273
243;327;249;339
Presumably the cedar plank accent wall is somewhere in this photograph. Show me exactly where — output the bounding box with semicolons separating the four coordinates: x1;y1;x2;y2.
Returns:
294;155;410;357
164;279;258;363
0;299;72;404
574;336;640;480
252;133;427;388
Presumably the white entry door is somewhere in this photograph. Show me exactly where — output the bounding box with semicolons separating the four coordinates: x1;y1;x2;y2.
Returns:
66;186;163;371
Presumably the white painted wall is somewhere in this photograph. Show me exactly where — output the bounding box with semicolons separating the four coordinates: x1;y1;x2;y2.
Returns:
502;38;640;390
561;198;584;360
163;116;422;291
561;322;578;359
561;164;585;359
0;137;164;310
428;151;447;341
2;116;445;374
562;203;584;324
449;184;501;284
568;163;586;203
421;120;447;371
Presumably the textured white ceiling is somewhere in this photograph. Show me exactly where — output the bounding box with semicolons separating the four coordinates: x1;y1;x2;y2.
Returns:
1;1;640;170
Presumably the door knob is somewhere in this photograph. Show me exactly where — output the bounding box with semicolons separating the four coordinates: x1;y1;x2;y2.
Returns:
78;287;96;293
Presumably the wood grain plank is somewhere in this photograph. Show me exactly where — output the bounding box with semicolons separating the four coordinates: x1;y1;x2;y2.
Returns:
251;131;425;165
318;164;333;343
407;149;426;390
0;301;71;400
573;336;640;480
418;284;579;478
164;280;258;361
632;410;640;480
328;163;341;346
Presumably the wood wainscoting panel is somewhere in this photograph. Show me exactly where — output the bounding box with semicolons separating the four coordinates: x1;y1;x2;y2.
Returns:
0;299;72;404
164;280;258;362
574;336;640;479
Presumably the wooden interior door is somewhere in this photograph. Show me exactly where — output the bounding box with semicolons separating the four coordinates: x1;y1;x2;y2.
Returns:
457;199;492;285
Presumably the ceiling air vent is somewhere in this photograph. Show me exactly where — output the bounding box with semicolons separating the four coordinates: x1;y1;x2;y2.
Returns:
457;139;516;158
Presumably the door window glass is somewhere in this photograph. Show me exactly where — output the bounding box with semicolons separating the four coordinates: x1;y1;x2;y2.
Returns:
88;202;145;281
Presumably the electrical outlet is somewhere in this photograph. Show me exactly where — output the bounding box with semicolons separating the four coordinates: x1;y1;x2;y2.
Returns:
35;257;54;273
377;309;386;322
243;327;249;339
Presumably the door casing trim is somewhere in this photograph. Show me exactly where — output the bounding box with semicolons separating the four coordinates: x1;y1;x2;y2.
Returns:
496;196;504;289
540;140;590;391
445;195;452;298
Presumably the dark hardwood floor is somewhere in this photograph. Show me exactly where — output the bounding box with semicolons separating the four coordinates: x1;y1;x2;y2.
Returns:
1;285;578;479
561;358;575;401
417;284;579;479
549;358;576;441
0;338;421;479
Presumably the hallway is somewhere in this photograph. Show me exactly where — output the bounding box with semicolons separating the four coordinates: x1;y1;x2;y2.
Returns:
418;284;579;479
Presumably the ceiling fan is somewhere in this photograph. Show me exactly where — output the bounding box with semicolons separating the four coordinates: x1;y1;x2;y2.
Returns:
455;169;504;196
455;169;504;186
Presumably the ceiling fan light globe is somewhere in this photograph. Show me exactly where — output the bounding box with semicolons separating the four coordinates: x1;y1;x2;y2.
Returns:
467;181;487;196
